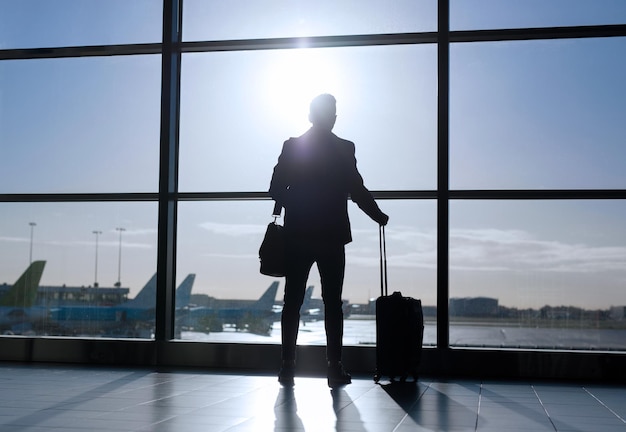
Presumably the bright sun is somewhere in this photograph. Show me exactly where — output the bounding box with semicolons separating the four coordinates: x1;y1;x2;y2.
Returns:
261;48;342;130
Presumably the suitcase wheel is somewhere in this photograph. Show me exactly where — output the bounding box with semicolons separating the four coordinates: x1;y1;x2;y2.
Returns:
373;373;381;383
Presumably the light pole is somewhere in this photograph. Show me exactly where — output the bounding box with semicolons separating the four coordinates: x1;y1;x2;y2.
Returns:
92;230;102;288
29;222;36;264
115;227;126;287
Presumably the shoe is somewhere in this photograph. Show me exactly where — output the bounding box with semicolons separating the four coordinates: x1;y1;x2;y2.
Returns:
278;360;295;386
327;361;351;388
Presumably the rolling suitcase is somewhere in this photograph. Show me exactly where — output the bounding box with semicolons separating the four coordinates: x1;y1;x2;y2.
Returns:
374;225;424;383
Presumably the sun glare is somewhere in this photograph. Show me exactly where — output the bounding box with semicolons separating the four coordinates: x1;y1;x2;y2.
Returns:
261;49;343;131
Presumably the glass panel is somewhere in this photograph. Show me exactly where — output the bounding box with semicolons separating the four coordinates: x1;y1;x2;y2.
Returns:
0;202;158;338
0;0;162;49
0;56;161;193
451;0;626;30
343;200;437;347
176;200;437;346
183;0;436;41
179;45;437;192
450;38;626;190
176;201;279;342
450;200;626;351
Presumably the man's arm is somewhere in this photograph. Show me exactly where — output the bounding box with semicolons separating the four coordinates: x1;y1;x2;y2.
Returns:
269;140;292;209
344;141;389;226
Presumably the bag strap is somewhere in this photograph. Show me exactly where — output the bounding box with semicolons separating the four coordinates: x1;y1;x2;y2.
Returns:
379;225;388;297
272;201;282;221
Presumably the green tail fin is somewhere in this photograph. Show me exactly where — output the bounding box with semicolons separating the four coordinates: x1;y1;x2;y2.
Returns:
0;261;46;307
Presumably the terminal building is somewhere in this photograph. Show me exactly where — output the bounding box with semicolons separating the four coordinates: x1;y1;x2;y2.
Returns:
610;306;626;321
449;297;499;317
0;284;129;307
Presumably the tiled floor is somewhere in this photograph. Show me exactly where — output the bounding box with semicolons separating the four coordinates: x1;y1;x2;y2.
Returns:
0;363;624;431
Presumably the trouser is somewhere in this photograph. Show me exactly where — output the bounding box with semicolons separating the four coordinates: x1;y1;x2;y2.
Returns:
281;240;346;363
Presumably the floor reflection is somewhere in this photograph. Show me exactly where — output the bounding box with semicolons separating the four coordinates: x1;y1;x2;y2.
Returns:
274;386;304;431
1;365;623;432
331;388;367;432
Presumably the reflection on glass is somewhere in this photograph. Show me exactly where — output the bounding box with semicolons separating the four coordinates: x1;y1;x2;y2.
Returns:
0;202;158;339
179;45;437;192
451;0;626;30
176;200;437;346
450;200;626;351
0;0;162;49
183;0;436;41
0;55;161;193
450;38;626;190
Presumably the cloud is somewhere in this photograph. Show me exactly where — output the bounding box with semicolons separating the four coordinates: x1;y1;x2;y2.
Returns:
106;228;158;237
450;228;626;274
198;221;265;236
0;236;152;249
52;240;153;249
0;236;27;243
348;226;626;274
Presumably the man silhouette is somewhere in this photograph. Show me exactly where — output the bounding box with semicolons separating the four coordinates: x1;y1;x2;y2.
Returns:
269;94;389;387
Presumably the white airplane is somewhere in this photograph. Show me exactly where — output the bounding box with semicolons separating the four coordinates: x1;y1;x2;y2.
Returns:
180;281;280;335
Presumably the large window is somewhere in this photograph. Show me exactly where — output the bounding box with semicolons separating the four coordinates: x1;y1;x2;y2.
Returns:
449;200;626;350
0;0;163;49
183;0;437;41
0;56;161;193
450;38;626;190
0;202;157;337
1;1;625;372
179;44;437;192
451;0;626;30
176;200;437;344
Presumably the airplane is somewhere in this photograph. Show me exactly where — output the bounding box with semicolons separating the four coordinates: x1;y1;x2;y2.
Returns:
0;261;47;335
175;273;195;310
271;286;350;325
179;281;280;336
272;285;316;324
297;291;352;323
49;273;196;337
299;286;318;325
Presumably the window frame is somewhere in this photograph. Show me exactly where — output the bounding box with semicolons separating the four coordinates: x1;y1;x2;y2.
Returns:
1;0;625;381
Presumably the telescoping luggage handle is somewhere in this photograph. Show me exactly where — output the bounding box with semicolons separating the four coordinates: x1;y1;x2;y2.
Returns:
271;201;282;222
379;225;388;297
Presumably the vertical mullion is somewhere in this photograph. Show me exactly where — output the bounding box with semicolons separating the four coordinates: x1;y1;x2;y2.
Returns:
437;0;450;350
155;0;182;343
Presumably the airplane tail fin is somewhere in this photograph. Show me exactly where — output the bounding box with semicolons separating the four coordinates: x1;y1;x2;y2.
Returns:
301;285;314;312
252;281;279;311
124;273;157;309
0;261;46;307
175;274;195;308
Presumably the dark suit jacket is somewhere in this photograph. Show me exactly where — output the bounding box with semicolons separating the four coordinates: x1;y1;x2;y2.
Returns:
269;128;385;245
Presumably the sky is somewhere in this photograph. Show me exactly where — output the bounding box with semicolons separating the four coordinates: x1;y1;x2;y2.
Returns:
1;2;626;311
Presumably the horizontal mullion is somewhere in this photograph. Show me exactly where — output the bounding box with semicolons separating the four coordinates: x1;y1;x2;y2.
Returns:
181;32;438;53
451;24;626;44
177;190;626;200
2;24;624;61
0;193;159;202
178;192;269;201
0;43;162;61
2;189;625;203
178;191;438;200
450;190;626;200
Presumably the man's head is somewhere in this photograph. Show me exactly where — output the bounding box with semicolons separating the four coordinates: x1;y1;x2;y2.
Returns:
309;93;337;131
